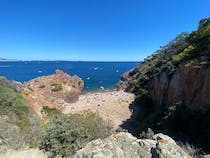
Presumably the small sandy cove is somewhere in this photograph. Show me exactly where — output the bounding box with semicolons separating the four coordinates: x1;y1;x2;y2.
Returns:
0;91;134;158
62;90;135;128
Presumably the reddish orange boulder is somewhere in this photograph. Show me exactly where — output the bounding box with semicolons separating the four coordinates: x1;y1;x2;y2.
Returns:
21;70;84;120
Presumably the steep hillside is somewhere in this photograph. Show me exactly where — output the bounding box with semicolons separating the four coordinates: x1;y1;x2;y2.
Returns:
117;18;210;152
0;77;41;152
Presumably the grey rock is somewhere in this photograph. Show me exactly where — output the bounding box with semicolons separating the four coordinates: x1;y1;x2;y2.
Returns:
203;154;210;158
152;133;176;145
72;132;192;158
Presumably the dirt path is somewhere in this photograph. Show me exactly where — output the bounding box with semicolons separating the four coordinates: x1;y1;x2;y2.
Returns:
0;149;47;158
63;90;135;128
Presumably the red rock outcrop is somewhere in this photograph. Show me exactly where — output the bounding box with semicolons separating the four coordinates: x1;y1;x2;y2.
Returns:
21;70;84;120
116;67;139;92
147;64;210;111
117;64;210;111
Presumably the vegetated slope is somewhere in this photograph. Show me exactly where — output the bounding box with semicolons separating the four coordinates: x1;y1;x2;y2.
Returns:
0;77;41;152
117;18;210;152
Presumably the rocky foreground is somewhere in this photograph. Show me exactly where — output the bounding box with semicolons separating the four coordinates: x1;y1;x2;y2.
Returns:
0;149;46;158
0;132;195;158
73;132;192;158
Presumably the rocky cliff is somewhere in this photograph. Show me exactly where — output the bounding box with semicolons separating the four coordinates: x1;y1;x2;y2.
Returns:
118;18;210;109
117;18;210;152
149;64;210;111
118;63;210;111
21;70;84;120
73;132;192;158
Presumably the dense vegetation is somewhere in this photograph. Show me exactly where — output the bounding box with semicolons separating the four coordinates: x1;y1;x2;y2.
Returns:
40;111;113;158
0;77;41;150
131;18;210;98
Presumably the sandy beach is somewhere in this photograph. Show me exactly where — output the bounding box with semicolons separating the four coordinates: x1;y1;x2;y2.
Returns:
62;90;135;128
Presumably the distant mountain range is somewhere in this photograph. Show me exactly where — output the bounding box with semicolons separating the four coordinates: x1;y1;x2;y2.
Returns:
0;58;8;61
0;58;17;61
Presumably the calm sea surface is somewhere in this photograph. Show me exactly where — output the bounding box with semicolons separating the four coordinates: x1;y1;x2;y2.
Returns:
0;61;139;91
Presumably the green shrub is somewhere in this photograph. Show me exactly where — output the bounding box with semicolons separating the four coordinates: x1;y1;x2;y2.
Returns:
51;84;62;92
172;45;195;62
185;59;208;67
40;111;113;158
0;77;42;149
41;106;60;119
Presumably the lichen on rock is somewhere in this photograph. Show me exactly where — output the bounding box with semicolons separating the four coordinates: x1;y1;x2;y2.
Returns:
72;132;192;158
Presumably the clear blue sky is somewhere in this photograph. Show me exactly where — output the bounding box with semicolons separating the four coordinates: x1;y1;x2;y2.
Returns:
0;0;209;61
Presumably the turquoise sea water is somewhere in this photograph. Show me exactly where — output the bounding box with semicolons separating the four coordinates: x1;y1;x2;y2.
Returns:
0;61;139;91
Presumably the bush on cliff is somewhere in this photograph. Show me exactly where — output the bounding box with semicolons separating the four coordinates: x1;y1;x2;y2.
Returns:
51;83;63;92
0;77;42;150
130;18;210;98
40;111;113;158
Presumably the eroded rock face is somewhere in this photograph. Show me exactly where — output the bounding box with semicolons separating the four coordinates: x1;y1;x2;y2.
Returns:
147;64;210;111
116;68;138;92
72;132;191;158
117;64;210;111
21;70;84;120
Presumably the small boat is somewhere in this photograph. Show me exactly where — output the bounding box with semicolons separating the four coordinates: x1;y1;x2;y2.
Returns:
93;67;99;70
100;86;105;91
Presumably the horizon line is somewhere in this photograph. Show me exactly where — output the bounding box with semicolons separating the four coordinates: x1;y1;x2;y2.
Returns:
0;59;140;62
